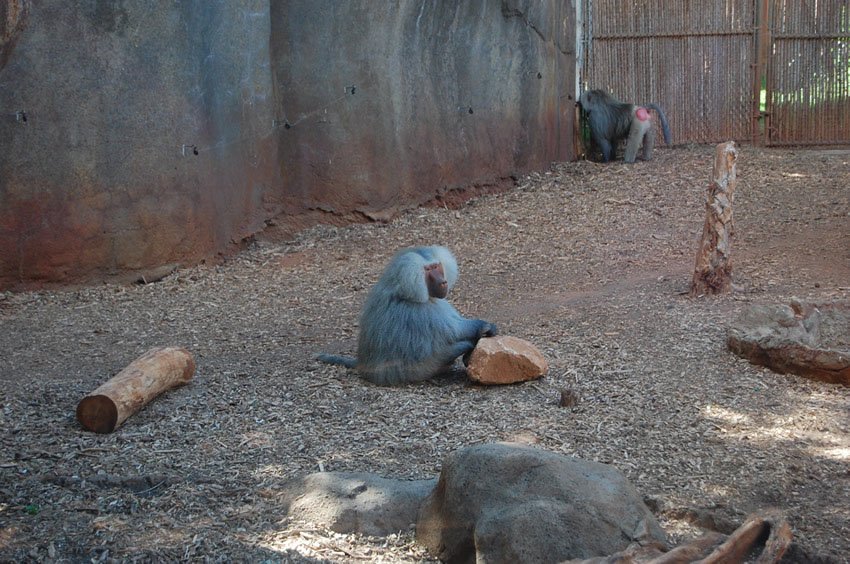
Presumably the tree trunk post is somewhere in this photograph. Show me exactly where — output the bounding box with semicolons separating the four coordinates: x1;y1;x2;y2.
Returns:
76;347;195;433
690;141;738;297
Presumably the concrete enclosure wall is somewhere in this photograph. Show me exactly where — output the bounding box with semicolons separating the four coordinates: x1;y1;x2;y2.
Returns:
0;0;575;290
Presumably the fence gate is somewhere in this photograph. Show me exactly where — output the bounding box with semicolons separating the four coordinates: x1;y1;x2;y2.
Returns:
579;0;850;146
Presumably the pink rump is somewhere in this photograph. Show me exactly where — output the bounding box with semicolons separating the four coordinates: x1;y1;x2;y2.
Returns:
635;107;650;121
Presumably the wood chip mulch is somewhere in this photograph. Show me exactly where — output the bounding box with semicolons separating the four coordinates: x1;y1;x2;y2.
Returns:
1;145;848;562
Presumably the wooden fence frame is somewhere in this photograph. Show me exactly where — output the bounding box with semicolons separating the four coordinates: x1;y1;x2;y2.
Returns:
579;0;850;147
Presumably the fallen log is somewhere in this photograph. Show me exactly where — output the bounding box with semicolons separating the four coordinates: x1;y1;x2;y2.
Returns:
76;347;195;433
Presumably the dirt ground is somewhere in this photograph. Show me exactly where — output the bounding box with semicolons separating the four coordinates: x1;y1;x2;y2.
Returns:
1;145;849;563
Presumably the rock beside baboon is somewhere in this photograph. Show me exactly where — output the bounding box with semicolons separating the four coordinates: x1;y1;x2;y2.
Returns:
465;336;548;384
727;301;850;385
416;442;666;563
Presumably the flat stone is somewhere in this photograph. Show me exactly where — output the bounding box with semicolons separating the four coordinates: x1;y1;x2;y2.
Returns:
280;472;437;536
727;301;850;385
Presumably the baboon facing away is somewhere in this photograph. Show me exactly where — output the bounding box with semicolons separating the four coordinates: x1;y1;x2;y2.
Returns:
578;89;672;163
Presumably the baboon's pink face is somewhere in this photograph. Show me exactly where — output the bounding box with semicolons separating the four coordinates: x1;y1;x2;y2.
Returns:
424;262;448;299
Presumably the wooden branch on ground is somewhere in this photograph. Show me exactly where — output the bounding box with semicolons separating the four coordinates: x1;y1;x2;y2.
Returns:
690;141;738;297
696;510;791;563
564;510;791;564
76;347;195;433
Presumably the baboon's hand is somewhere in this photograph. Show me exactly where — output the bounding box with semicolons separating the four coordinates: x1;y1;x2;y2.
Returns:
480;322;498;338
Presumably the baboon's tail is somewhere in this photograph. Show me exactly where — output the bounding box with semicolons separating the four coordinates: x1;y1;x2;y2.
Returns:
317;353;357;368
646;103;672;145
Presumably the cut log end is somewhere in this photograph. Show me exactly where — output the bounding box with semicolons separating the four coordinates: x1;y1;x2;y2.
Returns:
76;347;195;433
76;394;119;434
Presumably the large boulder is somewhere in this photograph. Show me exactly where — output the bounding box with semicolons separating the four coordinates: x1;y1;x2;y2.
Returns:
416;442;666;563
280;472;436;536
727;301;850;385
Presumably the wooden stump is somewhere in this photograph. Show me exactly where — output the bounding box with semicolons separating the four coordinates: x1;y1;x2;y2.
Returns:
76;347;195;433
690;141;738;297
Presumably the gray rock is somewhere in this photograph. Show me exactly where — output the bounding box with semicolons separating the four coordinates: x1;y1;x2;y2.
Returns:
281;472;437;536
416;442;666;563
728;301;850;385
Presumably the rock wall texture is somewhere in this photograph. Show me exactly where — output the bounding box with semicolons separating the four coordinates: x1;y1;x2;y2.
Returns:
0;0;575;290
